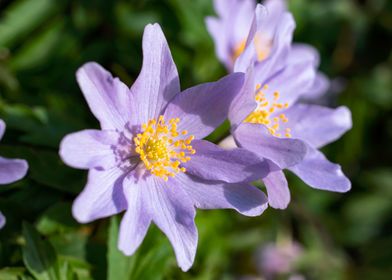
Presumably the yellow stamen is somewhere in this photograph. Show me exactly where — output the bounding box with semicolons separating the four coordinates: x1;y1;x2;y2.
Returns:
232;39;247;63
244;84;291;138
134;116;195;181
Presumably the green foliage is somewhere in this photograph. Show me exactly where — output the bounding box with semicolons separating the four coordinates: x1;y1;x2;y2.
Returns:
0;0;391;279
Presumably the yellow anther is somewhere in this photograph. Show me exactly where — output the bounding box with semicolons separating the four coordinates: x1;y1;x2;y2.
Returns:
134;115;196;180
244;83;291;138
232;39;247;62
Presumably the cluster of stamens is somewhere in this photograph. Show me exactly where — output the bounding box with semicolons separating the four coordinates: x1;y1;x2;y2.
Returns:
245;84;292;138
134;116;195;181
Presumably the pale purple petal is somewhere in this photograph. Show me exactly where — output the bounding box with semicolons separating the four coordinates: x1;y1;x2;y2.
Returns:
0;119;5;140
72;167;127;223
234;123;307;168
263;167;290;209
289;43;321;67
130;23;180;125
118;177;151;256
231;0;255;45
281;104;352;149
301;72;330;100
0;157;28;184
264;57;315;106
76;62;134;130
207;0;255;70
164;73;244;139
252;12;295;83
144;176;197;272
184;139;269;183
229;64;257;131
205;16;231;70
263;0;287;35
234;4;267;73
176;173;268;216
289;146;351;192
287;44;329;100
59;129;119;170
212;0;233;19
0;211;5;229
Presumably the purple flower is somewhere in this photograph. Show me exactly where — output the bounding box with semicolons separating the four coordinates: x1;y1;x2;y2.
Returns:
257;241;303;279
206;0;329;98
226;5;352;209
59;23;269;271
0;119;29;229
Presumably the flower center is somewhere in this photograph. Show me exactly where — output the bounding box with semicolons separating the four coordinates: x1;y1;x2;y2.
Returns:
244;84;291;138
134;116;195;181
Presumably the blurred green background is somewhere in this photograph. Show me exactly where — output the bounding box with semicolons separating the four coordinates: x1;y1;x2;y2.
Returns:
0;0;391;279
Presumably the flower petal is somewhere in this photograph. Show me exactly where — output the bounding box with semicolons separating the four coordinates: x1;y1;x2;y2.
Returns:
0;211;5;229
76;62;134;130
205;16;231;70
289;43;321;67
184;139;269;183
164;73;244;139
118;177;151;256
144;176;197;272
289;146;351;192
177;173;268;216
0;157;28;184
301;72;330;100
250;12;295;82
262;166;290;209
281;104;352;149
263;0;287;34
234;123;307;168
131;23;180;125
208;0;256;71
229;66;257;130
234;4;267;73
72;167;127;223
264;58;316;106
287;44;329;100
0;119;5;140
60;129;119;170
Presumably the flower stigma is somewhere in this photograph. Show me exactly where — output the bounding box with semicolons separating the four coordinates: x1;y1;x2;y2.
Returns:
134;116;196;181
244;84;291;138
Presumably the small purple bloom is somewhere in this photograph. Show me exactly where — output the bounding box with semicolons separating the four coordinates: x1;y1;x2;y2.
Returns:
0;119;29;229
206;0;329;98
60;23;269;271
224;5;351;209
257;241;303;279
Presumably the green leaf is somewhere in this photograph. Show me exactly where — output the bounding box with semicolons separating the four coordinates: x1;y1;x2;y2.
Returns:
0;0;58;48
22;222;60;280
58;256;92;280
36;202;78;235
107;216;136;280
0;267;29;280
9;19;64;71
